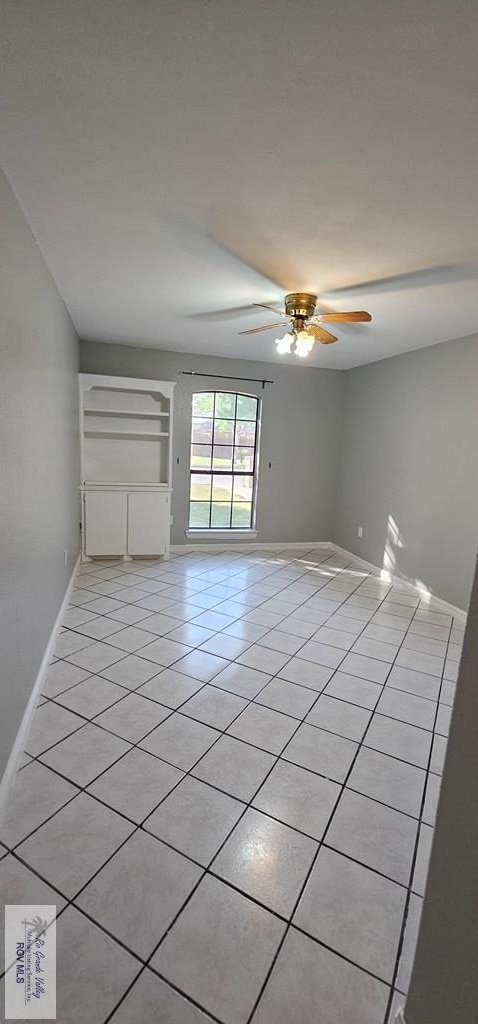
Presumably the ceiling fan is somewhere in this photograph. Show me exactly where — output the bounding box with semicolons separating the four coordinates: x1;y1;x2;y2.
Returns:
238;292;371;357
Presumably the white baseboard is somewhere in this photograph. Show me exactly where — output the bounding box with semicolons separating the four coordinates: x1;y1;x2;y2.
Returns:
331;543;467;621
172;537;467;620
0;555;80;824
171;541;332;554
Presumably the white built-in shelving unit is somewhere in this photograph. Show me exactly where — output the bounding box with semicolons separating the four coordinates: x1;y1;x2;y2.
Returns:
79;373;175;560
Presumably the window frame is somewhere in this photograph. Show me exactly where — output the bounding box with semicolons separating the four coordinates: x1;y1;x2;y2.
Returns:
188;390;260;531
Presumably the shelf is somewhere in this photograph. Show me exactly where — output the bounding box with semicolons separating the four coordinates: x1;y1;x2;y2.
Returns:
84;381;174;397
84;430;169;440
84;408;169;419
81;482;171;488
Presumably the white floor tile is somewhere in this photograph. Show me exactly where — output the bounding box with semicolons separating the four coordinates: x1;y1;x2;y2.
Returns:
17;793;134;897
2;552;464;1024
348;746;426;818
88;746;183;823
365;715;432;769
396;893;423;993
306;693;371;741
108;970;212;1023
152;875;285;1024
55;675;125;718
255;678;318;719
145;776;244;865
53;907;139;1022
283;723;358;783
77;830;202;958
253;758;340;840
25;702;84;756
66;641;127;673
94;691;172;741
140;712;219;770
254;928;389;1024
138;668;204;707
212;807;317;917
227;703;297;755
182;685;247;730
294;846;406;981
192;734;275;802
327;789;418;885
0;761;77;848
212;662;272;699
40;721;131;786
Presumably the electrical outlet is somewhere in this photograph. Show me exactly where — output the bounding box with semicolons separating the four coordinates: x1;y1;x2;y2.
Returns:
358;526;363;538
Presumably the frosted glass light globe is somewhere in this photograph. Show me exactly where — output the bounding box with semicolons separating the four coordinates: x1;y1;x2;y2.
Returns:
295;329;315;357
275;332;294;354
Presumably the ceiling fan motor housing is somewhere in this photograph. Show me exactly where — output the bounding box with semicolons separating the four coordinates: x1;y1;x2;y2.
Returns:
284;292;318;319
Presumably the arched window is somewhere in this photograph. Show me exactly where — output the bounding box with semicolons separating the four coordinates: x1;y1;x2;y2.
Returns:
189;391;260;529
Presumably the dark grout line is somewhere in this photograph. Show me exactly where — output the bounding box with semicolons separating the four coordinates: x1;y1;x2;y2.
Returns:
104;962;224;1024
244;576;452;1024
380;605;454;1024
131;562;409;1019
5;548;460;1024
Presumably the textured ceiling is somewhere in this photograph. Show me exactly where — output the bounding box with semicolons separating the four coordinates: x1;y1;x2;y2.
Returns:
0;0;477;368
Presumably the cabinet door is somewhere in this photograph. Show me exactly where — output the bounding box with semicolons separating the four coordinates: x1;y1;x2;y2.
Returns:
84;491;127;556
127;492;170;556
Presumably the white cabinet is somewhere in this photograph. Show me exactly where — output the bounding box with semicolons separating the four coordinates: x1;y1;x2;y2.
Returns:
79;374;174;561
83;490;170;558
84;492;127;556
127;492;170;556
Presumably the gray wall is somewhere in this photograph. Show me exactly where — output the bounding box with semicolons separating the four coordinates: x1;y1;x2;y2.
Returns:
333;335;478;610
406;557;478;1024
79;341;344;545
0;169;80;778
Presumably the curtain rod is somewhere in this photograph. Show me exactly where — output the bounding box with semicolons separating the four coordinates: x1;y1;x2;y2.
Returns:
180;371;274;389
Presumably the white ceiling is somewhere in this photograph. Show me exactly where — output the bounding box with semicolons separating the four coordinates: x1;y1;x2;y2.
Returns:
1;0;477;369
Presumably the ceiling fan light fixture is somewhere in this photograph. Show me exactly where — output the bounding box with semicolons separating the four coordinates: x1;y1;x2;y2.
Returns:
295;328;315;358
275;331;294;354
239;291;371;353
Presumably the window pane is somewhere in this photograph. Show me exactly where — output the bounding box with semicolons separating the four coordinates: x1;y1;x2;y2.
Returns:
232;503;252;527
189;502;211;528
210;502;232;527
212;445;233;470
233;475;253;502
192;418;213;444
189;391;259;533
215;393;236;418
233;446;255;472
214;419;235;445
235;420;256;446
191;444;212;469
190;474;212;501
192;392;214;417
236;394;257;420
212;474;233;501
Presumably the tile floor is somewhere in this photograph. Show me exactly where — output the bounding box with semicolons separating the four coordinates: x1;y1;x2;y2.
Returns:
0;546;465;1024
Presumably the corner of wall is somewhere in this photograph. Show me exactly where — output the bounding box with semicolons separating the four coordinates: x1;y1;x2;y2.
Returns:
329;365;350;543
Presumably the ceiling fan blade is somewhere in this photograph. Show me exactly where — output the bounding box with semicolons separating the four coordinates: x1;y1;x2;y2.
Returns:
253;303;289;318
322;264;478;296
238;322;290;336
190;299;288;323
314;310;372;323
308;325;337;344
